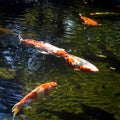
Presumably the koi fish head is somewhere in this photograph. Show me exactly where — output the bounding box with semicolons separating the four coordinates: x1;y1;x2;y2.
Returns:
64;54;99;72
40;82;57;96
79;64;99;72
79;58;99;72
49;82;57;88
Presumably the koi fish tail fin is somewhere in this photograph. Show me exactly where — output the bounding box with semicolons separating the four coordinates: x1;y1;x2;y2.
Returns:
12;102;22;119
18;34;23;44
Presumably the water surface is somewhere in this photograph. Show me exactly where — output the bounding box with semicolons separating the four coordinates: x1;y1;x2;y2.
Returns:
0;1;120;120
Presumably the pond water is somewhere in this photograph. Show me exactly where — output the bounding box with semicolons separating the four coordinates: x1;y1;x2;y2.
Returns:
0;1;120;120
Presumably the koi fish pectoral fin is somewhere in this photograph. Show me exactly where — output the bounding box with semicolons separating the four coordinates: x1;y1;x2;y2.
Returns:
12;103;21;119
36;50;49;55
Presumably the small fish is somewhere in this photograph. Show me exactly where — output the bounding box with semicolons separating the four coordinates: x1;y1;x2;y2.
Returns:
79;14;100;26
19;35;67;57
97;54;107;58
64;54;99;72
12;82;57;118
90;12;120;16
109;67;116;70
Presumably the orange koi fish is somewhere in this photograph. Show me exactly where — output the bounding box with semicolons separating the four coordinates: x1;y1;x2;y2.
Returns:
12;82;57;118
19;35;67;57
64;54;99;72
79;14;99;26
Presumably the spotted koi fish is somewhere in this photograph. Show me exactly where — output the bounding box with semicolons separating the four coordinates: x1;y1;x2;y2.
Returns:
19;35;67;57
19;35;99;72
64;54;99;72
12;82;57;118
79;14;100;26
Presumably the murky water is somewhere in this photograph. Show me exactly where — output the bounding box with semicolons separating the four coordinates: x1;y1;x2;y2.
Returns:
0;1;120;120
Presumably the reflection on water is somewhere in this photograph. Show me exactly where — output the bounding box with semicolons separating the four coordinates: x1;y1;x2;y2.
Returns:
0;1;120;120
0;79;22;120
27;49;46;72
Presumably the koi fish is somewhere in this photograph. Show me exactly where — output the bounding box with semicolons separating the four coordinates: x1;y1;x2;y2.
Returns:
79;14;100;26
19;35;99;72
19;35;67;57
64;54;99;72
97;54;107;58
12;82;57;118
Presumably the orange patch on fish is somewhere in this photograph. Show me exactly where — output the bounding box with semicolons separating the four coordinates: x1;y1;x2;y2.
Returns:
20;91;37;104
80;65;90;72
56;50;67;57
66;57;75;64
41;84;50;95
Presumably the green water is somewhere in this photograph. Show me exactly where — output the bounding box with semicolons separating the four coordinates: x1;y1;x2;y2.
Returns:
0;1;120;120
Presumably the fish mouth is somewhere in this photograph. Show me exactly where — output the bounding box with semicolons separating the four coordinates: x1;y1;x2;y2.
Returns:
80;65;99;72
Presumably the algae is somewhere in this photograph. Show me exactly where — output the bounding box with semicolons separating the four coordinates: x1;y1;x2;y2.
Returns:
0;67;16;79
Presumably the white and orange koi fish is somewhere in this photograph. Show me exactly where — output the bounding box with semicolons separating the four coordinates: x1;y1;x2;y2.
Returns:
64;54;99;72
19;35;99;72
19;35;67;58
12;82;57;118
79;14;100;26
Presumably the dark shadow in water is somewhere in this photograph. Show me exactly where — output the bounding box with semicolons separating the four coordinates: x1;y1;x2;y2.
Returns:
103;50;120;73
86;0;120;11
0;0;37;19
41;104;116;120
82;49;120;73
81;104;116;120
0;78;22;115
